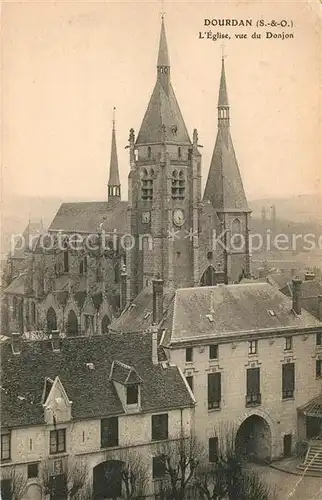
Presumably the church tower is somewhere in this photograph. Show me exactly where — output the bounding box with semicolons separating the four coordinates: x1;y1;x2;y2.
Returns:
108;108;121;201
203;57;251;282
126;17;202;299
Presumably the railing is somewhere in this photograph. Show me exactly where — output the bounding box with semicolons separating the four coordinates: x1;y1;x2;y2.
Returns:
246;392;261;406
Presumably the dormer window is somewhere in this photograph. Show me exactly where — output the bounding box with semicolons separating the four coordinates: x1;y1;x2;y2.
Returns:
110;360;142;412
126;384;139;405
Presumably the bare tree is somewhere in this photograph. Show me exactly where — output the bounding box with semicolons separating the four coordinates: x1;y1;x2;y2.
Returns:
108;447;149;499
40;459;90;500
0;467;27;500
154;433;205;500
194;425;275;500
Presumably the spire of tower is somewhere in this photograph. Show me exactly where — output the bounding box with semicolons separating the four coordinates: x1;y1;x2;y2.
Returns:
157;16;170;68
203;57;248;211
218;56;229;107
135;17;190;146
108;107;121;201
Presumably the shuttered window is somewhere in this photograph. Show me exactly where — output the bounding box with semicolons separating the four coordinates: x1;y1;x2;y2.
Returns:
282;363;295;399
208;373;221;409
246;368;261;405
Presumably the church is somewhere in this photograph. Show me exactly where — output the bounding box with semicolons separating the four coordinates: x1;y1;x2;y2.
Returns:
3;16;251;336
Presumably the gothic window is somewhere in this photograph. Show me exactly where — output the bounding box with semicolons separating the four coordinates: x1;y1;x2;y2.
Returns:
147;146;151;159
12;296;17;319
231;218;243;249
101;315;110;334
200;266;217;286
79;256;88;275
141;168;153;201
178;146;182;158
46;307;57;333
171;170;185;200
31;302;36;325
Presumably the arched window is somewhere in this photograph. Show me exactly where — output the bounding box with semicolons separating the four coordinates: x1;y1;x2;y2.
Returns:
31;302;36;325
12;296;17;319
200;266;217;286
67;310;78;337
46;307;57;332
171;170;185;200
231;218;243;250
147;146;151;159
63;250;69;273
141;168;153;201
178;146;182;158
101;315;111;334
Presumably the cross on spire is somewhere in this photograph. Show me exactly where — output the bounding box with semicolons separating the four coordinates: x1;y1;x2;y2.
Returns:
112;106;116;130
220;42;227;60
160;0;166;19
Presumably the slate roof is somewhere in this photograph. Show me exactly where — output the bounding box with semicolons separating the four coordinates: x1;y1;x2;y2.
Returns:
218;58;229;107
136;19;190;146
0;333;193;428
162;283;322;345
284;280;322;299
49;201;128;234
203;128;249;211
110;284;175;333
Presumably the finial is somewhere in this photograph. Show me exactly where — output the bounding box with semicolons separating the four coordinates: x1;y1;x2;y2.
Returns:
220;43;227;60
112;107;116;130
160;0;165;19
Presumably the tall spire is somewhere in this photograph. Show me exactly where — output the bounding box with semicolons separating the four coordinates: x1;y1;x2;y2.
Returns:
218;56;229;127
108;107;121;201
203;57;248;211
157;16;170;68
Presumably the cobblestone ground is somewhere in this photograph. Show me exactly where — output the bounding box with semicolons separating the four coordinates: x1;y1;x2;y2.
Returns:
253;464;322;500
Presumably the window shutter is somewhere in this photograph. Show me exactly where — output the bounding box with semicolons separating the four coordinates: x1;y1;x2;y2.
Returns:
247;367;260;394
282;363;295;391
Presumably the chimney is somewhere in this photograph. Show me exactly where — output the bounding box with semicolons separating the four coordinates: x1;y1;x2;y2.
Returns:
11;332;22;355
152;327;158;365
305;271;315;281
318;295;322;321
51;330;60;352
292;278;302;315
152;274;164;325
120;269;127;312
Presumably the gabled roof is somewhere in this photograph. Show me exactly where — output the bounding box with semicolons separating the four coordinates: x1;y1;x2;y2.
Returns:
49;201;128;233
4;273;26;295
136;80;191;146
110;360;142;385
109;284;175;334
162;283;322;346
203;129;249;211
0;333;193;428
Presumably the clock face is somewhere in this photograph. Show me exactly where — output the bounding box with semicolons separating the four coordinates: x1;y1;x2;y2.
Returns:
173;209;185;227
142;211;150;224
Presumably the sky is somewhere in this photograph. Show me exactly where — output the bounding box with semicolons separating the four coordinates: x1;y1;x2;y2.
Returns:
2;0;321;202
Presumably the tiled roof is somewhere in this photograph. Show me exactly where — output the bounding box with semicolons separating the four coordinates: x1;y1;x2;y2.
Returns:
110;285;175;333
49;201;128;234
298;394;322;417
162;283;322;345
4;274;26;295
284;280;322;299
0;333;193;428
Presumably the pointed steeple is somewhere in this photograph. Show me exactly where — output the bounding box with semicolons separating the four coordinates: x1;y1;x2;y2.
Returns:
108;107;121;201
157;16;170;69
218;57;229;107
203;58;249;211
136;17;190;146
